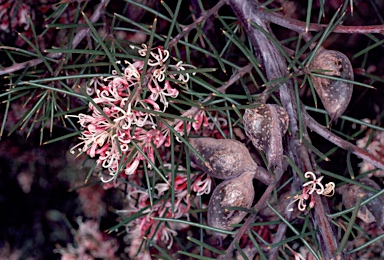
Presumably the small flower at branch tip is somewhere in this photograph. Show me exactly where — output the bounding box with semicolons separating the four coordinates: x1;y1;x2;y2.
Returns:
287;192;308;212
287;172;335;212
323;182;336;197
303;171;324;195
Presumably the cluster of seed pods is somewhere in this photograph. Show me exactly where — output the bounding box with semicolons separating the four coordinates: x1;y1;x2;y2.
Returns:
189;137;273;240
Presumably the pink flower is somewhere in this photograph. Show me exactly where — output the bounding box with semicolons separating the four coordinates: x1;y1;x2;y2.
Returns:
192;174;212;196
69;45;196;184
192;110;209;131
174;119;192;139
148;80;179;109
56;218;118;259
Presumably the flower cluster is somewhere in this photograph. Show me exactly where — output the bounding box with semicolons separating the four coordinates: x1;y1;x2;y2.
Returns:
119;167;212;257
0;1;33;32
0;0;37;47
356;119;384;177
68;44;211;183
55;218;118;260
287;171;335;212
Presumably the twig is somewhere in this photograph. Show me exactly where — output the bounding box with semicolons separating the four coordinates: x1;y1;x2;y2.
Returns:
0;0;108;76
258;10;384;34
267;222;288;259
305;111;384;170
216;63;254;93
167;0;226;48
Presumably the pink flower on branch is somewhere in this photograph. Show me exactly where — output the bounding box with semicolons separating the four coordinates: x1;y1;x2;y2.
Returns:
287;171;335;212
118;170;212;253
68;44;202;183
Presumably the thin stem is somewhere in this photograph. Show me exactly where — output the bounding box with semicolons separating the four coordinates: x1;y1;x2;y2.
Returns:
0;0;108;76
305;112;384;170
258;9;384;34
216;63;254;93
167;0;226;48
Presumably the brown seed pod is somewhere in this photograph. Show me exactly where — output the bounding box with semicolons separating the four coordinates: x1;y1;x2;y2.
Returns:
310;50;354;122
243;104;289;172
207;171;255;240
189;137;257;180
338;178;384;229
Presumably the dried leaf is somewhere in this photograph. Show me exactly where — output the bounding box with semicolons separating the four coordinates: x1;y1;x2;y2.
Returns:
243;104;288;171
310;50;354;122
207;172;255;240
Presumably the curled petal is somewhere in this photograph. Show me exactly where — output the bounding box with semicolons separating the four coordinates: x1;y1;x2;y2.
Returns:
125;158;140;175
304;171;316;180
143;98;160;111
323;182;335;197
287;194;307;212
192;175;212;196
303;172;325;195
164;80;178;98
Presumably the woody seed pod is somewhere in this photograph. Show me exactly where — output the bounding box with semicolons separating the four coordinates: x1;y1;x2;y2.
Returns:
189;137;257;180
243;104;288;172
207;171;254;240
310;50;354;122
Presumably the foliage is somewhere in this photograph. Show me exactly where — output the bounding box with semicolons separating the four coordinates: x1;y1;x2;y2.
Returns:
1;0;384;259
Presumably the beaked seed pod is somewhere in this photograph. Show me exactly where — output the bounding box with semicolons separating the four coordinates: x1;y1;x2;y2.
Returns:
310;50;354;122
207;171;254;240
338;178;384;229
243;104;289;171
189;137;257;180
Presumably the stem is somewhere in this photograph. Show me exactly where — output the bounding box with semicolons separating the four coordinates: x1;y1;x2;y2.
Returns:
217;63;254;93
305;111;384;170
227;0;342;258
258;9;384;34
0;0;108;76
167;0;226;48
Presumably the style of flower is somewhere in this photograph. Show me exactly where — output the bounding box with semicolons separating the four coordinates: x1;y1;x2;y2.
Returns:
287;171;335;212
285;244;307;260
287;188;310;212
323;182;335;197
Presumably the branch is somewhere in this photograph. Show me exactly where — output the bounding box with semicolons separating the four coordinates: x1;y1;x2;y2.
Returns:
0;0;108;76
305;111;384;170
216;63;254;93
227;0;341;259
167;0;226;48
258;10;384;34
